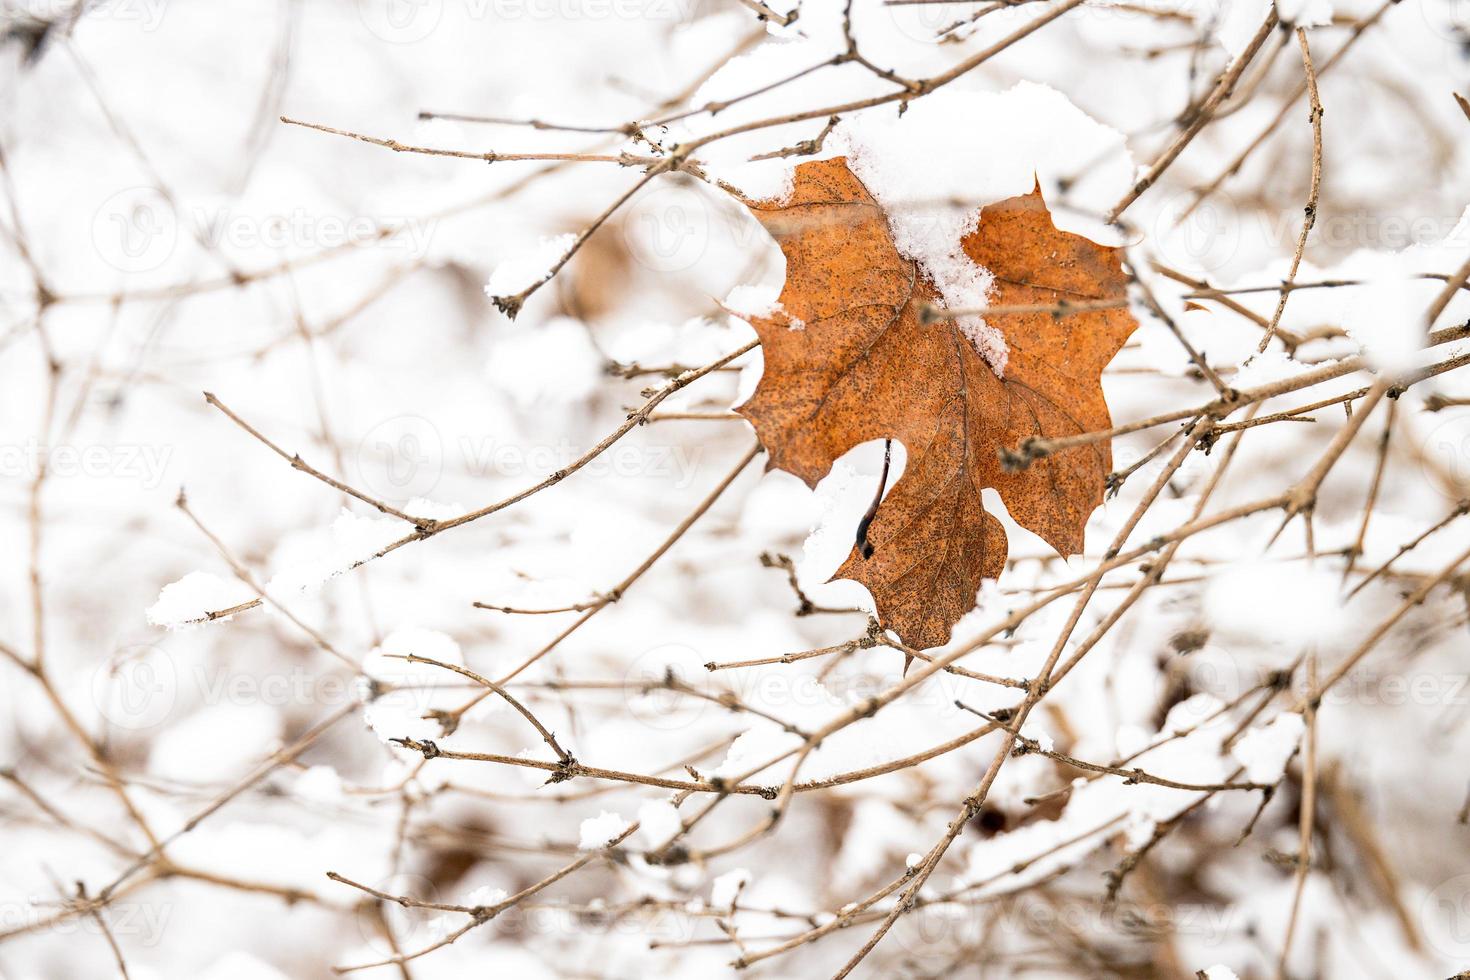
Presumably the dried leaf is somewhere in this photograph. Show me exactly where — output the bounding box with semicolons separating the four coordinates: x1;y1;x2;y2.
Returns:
736;157;1138;649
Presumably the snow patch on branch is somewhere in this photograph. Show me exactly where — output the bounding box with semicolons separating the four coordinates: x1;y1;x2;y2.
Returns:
146;571;257;630
485;232;577;301
578;810;632;850
264;506;452;598
1231;712;1305;782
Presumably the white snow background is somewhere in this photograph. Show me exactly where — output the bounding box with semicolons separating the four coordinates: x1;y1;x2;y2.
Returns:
2;0;1469;975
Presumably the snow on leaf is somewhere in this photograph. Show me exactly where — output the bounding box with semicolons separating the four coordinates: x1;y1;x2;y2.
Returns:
735;157;1138;649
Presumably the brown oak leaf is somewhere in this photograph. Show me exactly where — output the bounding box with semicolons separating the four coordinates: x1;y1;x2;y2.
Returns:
735;157;1138;650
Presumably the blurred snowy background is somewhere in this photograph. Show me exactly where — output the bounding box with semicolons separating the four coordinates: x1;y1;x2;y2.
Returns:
1;0;1469;976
